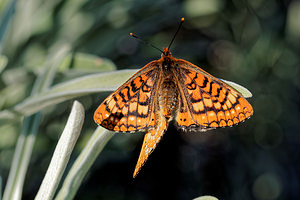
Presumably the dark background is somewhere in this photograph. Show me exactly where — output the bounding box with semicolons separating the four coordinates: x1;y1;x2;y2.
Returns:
0;0;300;199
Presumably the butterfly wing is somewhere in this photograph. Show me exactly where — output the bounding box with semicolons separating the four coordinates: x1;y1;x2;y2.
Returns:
94;61;160;132
174;60;253;132
133;112;167;177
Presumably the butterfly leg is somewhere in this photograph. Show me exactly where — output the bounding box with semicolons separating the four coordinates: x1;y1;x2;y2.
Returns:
133;114;167;178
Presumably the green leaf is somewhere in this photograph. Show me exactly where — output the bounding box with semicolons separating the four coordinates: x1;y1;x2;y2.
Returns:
2;45;70;200
31;45;71;95
0;0;17;53
0;55;8;73
2;113;41;200
221;79;253;98
7;70;136;119
35;101;84;200
0;176;2;200
193;195;219;200
55;127;114;200
58;52;116;72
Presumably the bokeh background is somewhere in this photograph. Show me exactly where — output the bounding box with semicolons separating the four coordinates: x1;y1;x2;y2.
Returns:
0;0;300;199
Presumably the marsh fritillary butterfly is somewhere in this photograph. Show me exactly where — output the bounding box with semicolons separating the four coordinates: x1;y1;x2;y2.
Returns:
94;18;253;177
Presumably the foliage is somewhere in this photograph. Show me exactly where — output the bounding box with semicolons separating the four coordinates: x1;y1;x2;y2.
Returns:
0;0;299;199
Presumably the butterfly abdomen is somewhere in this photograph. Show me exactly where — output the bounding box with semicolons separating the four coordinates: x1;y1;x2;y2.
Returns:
157;78;178;120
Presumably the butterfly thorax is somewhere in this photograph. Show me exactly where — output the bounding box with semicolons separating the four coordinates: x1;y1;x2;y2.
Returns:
160;47;175;73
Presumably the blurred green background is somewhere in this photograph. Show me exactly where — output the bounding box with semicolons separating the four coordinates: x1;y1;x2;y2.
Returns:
0;0;300;199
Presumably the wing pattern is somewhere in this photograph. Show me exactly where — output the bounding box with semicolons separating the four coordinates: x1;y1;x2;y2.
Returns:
175;60;253;132
94;62;160;132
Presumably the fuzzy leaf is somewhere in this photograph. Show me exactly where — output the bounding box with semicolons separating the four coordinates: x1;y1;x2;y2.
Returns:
221;79;253;98
35;101;84;200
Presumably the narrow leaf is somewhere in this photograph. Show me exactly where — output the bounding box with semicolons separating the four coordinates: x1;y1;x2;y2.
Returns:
58;52;116;72
0;55;8;73
193;196;219;200
35;101;84;200
2;113;41;200
55;127;114;200
14;70;136;117
2;45;70;200
221;79;253;98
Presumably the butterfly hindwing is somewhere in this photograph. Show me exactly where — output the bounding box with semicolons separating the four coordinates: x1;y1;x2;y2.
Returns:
175;60;253;131
94;61;160;132
133;112;167;177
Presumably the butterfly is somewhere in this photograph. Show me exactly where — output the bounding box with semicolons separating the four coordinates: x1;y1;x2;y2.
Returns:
94;18;253;178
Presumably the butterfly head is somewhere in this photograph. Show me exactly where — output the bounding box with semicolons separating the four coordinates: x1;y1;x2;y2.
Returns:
162;47;172;57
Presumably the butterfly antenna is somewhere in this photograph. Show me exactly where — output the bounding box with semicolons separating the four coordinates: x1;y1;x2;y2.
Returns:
168;17;185;50
130;33;163;54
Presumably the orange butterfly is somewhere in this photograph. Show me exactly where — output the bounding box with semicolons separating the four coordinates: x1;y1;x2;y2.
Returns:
94;18;253;177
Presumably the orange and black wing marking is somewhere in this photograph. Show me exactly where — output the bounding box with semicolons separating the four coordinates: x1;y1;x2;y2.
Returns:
175;60;253;132
94;61;160;132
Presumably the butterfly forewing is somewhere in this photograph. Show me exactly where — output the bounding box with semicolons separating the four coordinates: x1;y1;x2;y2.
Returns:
175;59;253;131
94;62;160;132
